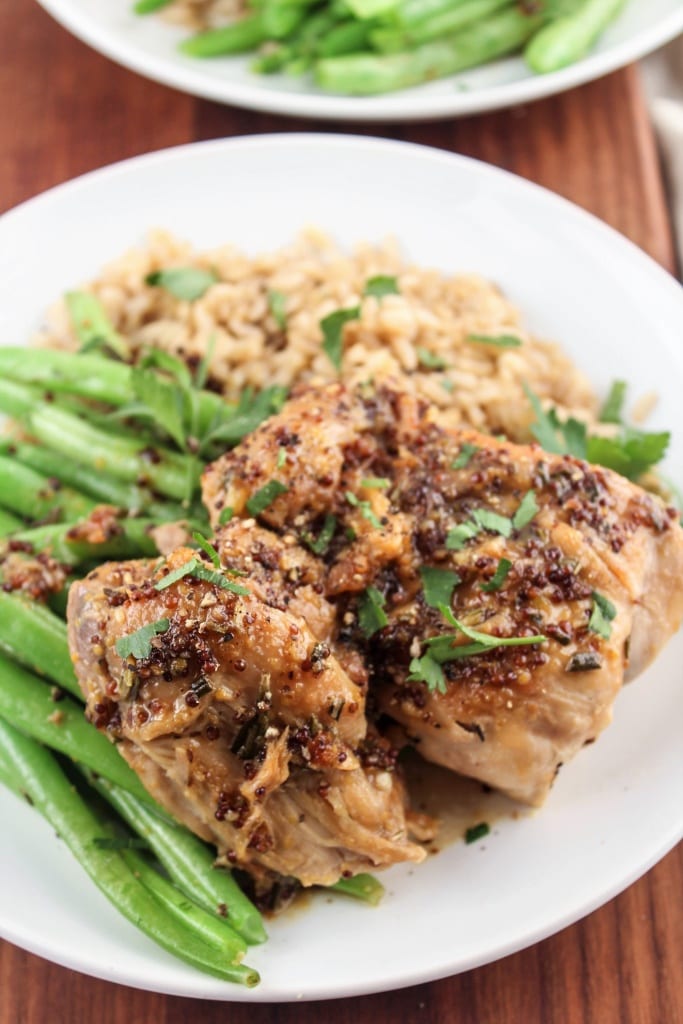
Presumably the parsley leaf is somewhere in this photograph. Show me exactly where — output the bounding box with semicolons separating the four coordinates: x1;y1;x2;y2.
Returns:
452;443;478;470
358;586;388;638
276;447;287;469
416;347;448;370
599;380;627;424
320;307;360;371
268;289;288;330
586;432;670;481
346;491;383;529
472;508;512;538
480;558;512;592
146;267;218;301
115;618;170;660
407;654;447;694
364;275;399;298
588;591;617;639
525;383;669;480
513;490;539;530
302;513;337;556
446;521;480;550
466;333;522;349
246;480;288;518
218;506;234;525
420;566;461;609
361;477;390;490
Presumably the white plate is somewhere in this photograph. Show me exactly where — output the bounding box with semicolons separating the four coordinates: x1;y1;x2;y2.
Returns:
0;135;682;1001
36;0;683;121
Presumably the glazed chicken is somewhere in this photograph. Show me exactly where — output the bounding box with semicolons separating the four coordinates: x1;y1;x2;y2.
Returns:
68;379;683;890
203;383;683;805
67;542;424;888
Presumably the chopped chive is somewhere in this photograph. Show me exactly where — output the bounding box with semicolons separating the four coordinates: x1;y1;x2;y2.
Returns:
218;506;234;526
465;822;490;844
451;443;478;470
302;513;337;556
360;477;389;490
246;480;288;518
192;532;220;568
466;334;522;349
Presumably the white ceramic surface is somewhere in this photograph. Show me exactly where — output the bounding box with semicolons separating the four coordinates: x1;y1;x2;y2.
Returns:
35;0;683;121
0;135;681;1001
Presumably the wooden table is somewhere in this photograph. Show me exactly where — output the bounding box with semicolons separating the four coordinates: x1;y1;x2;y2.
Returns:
1;3;681;1021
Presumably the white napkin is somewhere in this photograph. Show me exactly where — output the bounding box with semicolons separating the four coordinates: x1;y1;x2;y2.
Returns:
643;36;683;270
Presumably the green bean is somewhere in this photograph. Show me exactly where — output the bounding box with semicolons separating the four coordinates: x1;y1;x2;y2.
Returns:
392;0;477;28
0;717;258;985
316;7;543;94
370;0;511;53
0;347;229;439
120;848;248;957
4;516;160;566
0;454;96;524
0;379;196;501
64;292;129;359
0;508;21;537
89;773;267;945
328;873;385;905
134;0;173;13
525;0;626;73
317;18;376;57
0;591;80;697
0;652;154;802
180;14;270;57
4;440;184;520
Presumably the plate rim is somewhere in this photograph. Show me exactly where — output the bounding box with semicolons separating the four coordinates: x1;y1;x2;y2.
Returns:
35;0;683;122
1;133;682;1001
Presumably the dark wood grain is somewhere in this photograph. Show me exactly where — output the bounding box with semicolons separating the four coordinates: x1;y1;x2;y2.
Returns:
1;2;681;1021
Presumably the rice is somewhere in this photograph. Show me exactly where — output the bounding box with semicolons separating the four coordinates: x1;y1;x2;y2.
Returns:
155;0;246;32
37;229;598;442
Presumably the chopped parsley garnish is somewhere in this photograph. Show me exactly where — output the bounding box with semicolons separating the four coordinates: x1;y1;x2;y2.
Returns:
268;289;288;330
480;558;512;592
364;275;399;298
346;491;383;529
115;618;170;660
146;266;218;301
218;506;234;525
408;654;447;694
466;334;522;349
361;477;390;490
407;604;546;692
446;521;480;550
441;378;455;393
154;558;249;595
451;443;478;470
512;490;539;530
524;382;669;481
192;532;220;567
302;513;337;555
416;347;448;370
358;586;388;638
246;480;288;518
276;447;287;469
320;306;360;371
588;591;617;639
599;380;627;424
419;566;461;609
465;822;490;844
472;508;512;538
